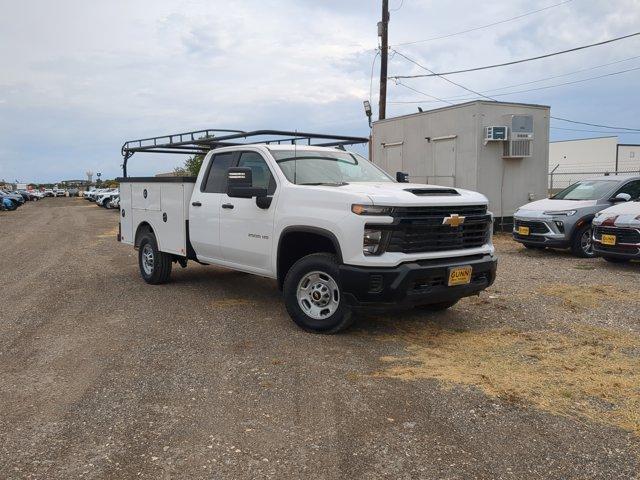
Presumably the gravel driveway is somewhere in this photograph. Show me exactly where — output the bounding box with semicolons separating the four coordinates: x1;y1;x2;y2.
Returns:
1;198;638;479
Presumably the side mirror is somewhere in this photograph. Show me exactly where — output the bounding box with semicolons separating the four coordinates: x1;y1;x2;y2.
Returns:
227;167;268;198
611;192;631;203
396;171;409;183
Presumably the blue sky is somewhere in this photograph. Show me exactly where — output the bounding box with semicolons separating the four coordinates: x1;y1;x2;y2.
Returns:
1;0;639;182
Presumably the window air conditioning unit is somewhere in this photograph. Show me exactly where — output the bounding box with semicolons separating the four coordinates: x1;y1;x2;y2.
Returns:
502;114;533;158
484;126;508;142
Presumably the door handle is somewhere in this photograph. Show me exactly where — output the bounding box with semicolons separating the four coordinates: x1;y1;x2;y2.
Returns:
192;201;202;207
222;203;234;209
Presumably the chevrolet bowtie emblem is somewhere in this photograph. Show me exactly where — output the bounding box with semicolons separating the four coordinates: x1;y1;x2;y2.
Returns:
442;214;465;227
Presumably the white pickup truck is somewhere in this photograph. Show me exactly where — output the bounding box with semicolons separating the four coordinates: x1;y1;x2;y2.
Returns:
118;130;497;333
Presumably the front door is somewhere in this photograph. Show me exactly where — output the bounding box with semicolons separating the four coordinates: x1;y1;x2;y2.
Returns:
219;151;278;275
189;151;236;261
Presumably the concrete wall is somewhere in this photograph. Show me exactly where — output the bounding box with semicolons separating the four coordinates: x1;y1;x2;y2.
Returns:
549;137;618;172
371;101;550;218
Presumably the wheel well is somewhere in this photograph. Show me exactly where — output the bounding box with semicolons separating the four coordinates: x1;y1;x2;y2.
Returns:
134;222;154;248
277;229;340;289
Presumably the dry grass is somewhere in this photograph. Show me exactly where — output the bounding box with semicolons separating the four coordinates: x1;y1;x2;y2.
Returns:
373;323;640;435
538;283;632;310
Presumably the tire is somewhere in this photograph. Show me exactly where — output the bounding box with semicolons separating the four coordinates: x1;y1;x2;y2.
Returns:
138;233;172;284
283;253;353;334
523;244;545;250
415;299;459;311
603;256;629;264
570;224;595;258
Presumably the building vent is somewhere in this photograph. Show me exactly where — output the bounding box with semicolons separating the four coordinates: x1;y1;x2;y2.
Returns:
503;139;532;158
405;188;460;196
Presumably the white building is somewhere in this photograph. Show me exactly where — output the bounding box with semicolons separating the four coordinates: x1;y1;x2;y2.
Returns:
548;137;640;191
371;100;550;226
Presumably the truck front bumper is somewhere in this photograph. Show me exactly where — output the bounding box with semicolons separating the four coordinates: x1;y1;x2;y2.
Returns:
339;254;497;309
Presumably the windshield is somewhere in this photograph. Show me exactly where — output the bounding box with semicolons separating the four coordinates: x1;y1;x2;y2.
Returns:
270;150;393;185
552;180;617;200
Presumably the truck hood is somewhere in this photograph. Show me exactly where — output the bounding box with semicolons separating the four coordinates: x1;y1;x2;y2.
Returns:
323;182;488;206
516;198;597;212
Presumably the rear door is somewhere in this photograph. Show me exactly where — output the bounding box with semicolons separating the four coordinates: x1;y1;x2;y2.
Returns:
188;151;237;261
218;151;278;275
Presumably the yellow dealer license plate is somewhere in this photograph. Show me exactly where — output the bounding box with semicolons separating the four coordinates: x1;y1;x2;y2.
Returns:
602;234;617;246
448;266;473;286
518;226;530;236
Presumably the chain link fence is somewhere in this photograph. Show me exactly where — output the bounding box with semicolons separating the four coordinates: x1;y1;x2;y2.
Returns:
548;167;640;195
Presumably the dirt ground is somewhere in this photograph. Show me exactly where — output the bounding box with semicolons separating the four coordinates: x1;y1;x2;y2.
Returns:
1;198;639;479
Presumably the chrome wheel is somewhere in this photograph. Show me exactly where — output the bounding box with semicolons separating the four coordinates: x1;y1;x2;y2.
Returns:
296;271;340;320
141;243;154;276
581;227;594;256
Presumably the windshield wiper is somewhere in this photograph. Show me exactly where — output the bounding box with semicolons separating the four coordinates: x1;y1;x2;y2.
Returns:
299;182;349;186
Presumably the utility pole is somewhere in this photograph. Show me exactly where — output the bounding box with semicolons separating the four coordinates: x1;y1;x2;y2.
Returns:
378;0;389;120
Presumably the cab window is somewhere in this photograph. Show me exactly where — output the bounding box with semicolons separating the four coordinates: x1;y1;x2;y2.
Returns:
237;152;276;195
202;152;236;193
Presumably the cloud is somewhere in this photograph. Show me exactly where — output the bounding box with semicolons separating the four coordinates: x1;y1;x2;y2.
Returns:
1;0;639;182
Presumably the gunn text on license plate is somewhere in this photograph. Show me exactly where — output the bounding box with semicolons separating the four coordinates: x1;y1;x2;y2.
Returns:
518;226;530;236
601;234;617;246
448;266;473;286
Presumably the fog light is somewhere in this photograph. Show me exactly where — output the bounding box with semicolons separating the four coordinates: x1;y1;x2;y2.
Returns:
554;220;565;233
364;229;383;255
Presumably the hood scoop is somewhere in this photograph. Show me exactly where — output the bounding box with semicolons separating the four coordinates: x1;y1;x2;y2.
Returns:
405;188;460;196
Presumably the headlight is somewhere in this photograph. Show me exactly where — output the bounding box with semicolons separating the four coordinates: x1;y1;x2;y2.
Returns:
543;210;576;216
363;228;384;255
352;204;393;215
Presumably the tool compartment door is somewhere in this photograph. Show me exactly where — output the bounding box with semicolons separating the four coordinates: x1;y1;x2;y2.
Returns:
132;183;161;211
119;183;134;245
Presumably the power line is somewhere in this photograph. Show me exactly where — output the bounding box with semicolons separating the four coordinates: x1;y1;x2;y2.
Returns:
395;81;454;105
388;65;640;103
448;55;640;99
389;48;640;134
390;49;496;101
390;31;640;79
392;0;573;47
551;117;640;132
551;126;640;134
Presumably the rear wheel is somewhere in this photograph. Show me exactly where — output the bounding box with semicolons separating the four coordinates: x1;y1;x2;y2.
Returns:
283;253;352;334
570;224;595;258
415;299;459;311
138;233;172;284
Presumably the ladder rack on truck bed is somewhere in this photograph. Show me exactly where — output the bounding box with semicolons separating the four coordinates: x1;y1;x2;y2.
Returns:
120;129;369;177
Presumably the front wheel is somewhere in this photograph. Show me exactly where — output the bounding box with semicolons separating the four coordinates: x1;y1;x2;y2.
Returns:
283;253;353;334
138;233;172;284
570;224;595;258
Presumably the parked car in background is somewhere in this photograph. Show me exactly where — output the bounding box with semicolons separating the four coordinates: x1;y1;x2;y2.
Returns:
108;195;120;209
0;191;22;210
43;189;54;197
513;175;640;258
1;190;25;206
1;194;18;210
96;189;119;207
592;199;640;263
67;188;79;197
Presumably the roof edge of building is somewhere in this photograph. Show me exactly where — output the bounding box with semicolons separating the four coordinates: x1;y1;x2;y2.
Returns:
373;100;551;125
